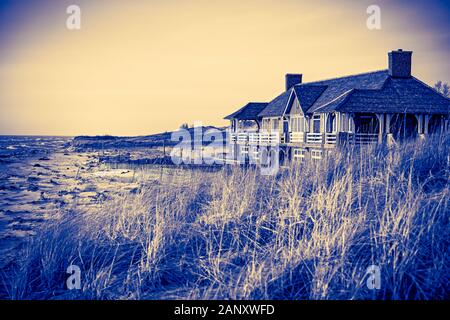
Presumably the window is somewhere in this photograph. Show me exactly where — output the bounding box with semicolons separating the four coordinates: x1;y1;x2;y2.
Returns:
311;149;322;159
290;117;296;132
290;116;305;132
251;146;259;160
313;115;321;133
272;119;279;130
348;117;355;132
293;148;306;158
326;114;336;133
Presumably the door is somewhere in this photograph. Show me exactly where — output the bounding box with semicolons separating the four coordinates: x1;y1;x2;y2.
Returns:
283;119;289;142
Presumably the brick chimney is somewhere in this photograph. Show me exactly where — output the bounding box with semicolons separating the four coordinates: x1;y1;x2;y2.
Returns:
285;74;302;90
388;49;412;78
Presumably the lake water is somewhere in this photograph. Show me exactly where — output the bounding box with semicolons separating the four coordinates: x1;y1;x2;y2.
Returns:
0;136;72;165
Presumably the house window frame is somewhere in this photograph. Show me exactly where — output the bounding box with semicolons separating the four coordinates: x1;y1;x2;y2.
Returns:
348;114;355;133
272;118;279;131
311;149;323;159
293;148;306;158
312;114;321;133
290;116;305;132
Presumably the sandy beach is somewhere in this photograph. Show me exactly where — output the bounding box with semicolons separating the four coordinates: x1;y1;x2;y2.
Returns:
0;137;186;270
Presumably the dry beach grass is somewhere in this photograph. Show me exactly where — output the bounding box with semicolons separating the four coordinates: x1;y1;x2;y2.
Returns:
2;136;449;299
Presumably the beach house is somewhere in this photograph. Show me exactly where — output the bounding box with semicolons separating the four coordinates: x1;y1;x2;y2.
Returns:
225;50;450;162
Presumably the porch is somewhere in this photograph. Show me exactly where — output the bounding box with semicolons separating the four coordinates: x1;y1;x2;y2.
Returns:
288;132;378;146
230;131;285;145
229;112;448;147
287;112;448;146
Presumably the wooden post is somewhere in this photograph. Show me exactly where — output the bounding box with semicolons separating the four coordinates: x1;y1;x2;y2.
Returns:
377;113;384;143
321;114;326;146
415;114;423;135
335;112;341;133
349;114;355;133
385;114;394;146
256;119;261;131
163;138;166;158
385;114;391;133
321;114;326;133
416;114;425;139
424;114;430;134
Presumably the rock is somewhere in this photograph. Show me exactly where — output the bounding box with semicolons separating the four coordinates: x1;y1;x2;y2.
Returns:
129;187;140;194
5;184;20;191
27;184;39;192
27;176;40;183
58;190;69;196
96;192;108;201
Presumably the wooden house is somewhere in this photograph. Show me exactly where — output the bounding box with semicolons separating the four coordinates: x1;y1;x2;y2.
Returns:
225;50;450;162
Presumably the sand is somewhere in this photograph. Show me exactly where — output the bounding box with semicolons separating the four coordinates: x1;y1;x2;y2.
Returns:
0;146;170;269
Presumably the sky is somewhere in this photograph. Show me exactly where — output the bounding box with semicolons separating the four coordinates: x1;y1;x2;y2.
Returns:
0;0;449;136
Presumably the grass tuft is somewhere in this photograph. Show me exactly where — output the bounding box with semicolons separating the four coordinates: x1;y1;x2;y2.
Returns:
2;136;449;299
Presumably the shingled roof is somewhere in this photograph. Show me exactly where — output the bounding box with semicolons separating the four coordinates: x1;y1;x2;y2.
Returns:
292;85;328;113
256;70;449;117
257;90;292;117
224;102;268;120
258;85;328;117
225;51;450;119
305;70;390;113
318;77;450;114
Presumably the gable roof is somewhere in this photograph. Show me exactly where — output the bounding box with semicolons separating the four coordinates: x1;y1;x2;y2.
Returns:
257;84;327;118
224;102;268;120
226;68;449;120
257;70;391;118
321;77;450;114
257;90;292;117
305;70;390;113
292;85;328;113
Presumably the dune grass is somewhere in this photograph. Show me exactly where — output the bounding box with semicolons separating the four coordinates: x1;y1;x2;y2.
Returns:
2;136;449;300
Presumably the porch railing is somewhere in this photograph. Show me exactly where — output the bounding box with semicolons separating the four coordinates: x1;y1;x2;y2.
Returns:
304;133;337;145
325;133;337;145
290;132;305;143
237;132;248;144
259;132;281;145
230;132;282;145
248;133;260;144
351;133;378;145
306;133;323;144
232;131;379;146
